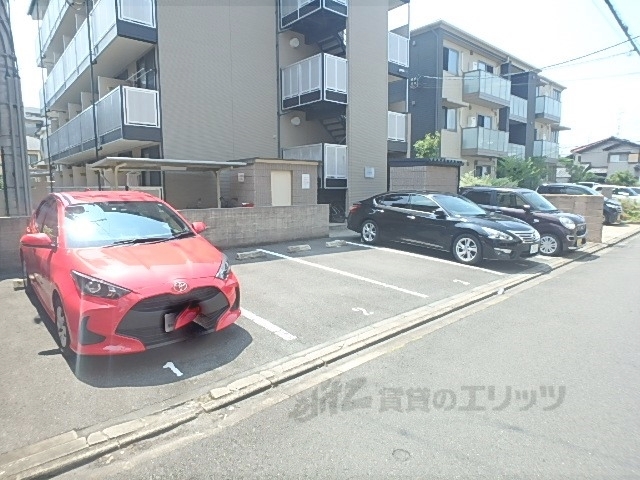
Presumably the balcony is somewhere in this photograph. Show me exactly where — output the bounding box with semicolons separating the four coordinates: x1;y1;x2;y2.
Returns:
279;0;347;42
282;53;348;117
533;140;559;160
462;70;511;109
509;95;528;123
34;0;74;68
388;32;409;78
48;86;161;164
508;143;526;160
40;0;157;110
535;96;561;124
282;143;347;189
461;127;509;157
388;111;407;153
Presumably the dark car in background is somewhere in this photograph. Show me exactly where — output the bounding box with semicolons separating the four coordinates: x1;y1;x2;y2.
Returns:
536;183;622;225
347;190;541;266
459;187;587;256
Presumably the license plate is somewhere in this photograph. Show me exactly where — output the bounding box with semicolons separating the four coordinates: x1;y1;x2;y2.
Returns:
530;244;539;254
164;312;177;332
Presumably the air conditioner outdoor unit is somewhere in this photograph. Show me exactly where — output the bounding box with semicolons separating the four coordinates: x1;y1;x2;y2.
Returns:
467;116;477;127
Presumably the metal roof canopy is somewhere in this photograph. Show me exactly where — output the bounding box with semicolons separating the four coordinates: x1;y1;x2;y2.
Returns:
91;157;248;208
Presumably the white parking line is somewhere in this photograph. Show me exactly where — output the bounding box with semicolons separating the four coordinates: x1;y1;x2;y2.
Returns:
256;249;429;298
344;241;505;276
241;308;297;341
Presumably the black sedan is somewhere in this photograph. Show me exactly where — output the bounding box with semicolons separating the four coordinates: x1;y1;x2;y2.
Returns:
346;191;541;266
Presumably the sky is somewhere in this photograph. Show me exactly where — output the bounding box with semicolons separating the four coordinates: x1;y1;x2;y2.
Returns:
7;0;640;155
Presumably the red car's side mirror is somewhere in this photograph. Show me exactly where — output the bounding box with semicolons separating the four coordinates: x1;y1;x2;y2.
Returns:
20;233;55;249
192;222;207;234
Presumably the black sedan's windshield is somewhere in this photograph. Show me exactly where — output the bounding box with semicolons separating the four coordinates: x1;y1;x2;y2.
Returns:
433;195;487;217
63;201;192;248
521;191;558;212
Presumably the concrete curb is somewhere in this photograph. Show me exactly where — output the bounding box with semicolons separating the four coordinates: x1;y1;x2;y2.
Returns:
3;225;639;479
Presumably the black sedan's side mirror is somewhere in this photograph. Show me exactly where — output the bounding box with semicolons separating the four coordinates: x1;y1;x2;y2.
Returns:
434;208;447;219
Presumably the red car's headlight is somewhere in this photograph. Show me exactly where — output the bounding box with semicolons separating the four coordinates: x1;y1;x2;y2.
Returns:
215;254;231;280
71;271;131;299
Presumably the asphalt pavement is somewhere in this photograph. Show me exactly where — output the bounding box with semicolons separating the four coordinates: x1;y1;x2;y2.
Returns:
58;231;640;479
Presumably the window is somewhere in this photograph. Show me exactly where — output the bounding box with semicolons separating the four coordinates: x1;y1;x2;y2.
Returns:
477;61;494;74
28;154;39;166
565;186;587;195
141;171;162;187
464;190;491;206
443;47;459;75
35;198;58;240
409;195;440;213
552;89;561;100
443;107;457;130
377;193;410;208
496;193;521;208
551;131;559;143
475;165;491;177
609;153;628;163
477;114;491;129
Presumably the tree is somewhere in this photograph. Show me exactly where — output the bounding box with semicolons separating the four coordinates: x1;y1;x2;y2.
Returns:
459;171;518;188
559;158;599;183
606;171;639;186
413;132;440;158
496;156;547;189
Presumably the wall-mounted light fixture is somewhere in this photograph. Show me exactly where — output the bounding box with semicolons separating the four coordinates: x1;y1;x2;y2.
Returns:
290;38;300;48
291;116;301;126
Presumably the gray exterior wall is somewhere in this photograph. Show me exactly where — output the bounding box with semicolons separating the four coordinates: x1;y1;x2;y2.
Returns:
345;0;389;206
156;0;278;161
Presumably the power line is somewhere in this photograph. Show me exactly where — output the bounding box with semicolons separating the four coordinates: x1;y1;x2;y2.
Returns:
536;34;640;70
602;0;640;58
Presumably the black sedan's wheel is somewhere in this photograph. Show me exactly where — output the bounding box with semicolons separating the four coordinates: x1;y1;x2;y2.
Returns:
361;220;379;245
452;233;482;266
539;233;561;256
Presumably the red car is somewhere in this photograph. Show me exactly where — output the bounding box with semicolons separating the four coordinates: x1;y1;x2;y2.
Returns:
19;190;241;357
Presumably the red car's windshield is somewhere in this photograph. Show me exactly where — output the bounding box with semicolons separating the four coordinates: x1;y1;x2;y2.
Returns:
63;201;192;248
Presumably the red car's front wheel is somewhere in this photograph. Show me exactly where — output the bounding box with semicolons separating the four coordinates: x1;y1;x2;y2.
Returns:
53;296;74;358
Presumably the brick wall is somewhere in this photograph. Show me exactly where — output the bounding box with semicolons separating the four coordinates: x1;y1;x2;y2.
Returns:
541;194;603;243
389;165;459;193
179;205;329;249
0;216;29;274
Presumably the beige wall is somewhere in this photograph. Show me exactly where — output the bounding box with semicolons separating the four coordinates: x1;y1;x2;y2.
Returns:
163;172;217;209
440;129;461;158
346;0;389;206
280;112;333;150
219;160;319;207
541;194;603;243
157;0;278;161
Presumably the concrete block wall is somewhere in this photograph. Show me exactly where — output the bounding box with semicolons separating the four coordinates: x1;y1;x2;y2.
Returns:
541;194;604;243
179;205;329;249
0;216;29;273
389;165;459;193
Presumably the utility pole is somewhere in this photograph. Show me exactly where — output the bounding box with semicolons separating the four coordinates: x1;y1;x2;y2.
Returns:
603;0;640;58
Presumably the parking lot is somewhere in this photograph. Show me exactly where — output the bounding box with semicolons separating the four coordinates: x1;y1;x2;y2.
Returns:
0;229;618;455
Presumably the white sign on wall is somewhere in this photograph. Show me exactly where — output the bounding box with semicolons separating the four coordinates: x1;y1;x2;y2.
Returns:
238;173;245;182
365;167;375;178
302;174;310;189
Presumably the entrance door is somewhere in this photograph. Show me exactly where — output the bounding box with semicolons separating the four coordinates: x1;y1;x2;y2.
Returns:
271;171;292;206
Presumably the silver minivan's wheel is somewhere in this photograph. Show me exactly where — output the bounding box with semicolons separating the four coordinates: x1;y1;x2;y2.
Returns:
361;220;379;245
53;297;73;358
539;233;561;256
452;234;482;266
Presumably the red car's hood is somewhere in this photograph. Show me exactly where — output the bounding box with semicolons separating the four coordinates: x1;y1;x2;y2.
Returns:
70;236;224;292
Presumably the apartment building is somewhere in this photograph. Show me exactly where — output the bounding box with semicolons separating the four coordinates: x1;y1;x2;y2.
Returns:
28;0;411;212
408;20;568;178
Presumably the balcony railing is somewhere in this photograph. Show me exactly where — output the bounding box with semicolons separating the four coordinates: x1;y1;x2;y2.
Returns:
48;86;160;158
282;53;348;110
388;32;409;67
463;70;511;108
535;96;561;123
462;127;509;156
41;0;156;107
509;95;527;122
508;143;526;160
388;112;407;142
282;143;347;188
533;140;559;159
279;0;348;30
35;0;70;66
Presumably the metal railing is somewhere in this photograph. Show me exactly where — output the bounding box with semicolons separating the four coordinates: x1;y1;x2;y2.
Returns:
279;0;347;28
388;32;409;67
508;143;526;159
388;112;407;142
281;53;347;104
533;140;559;159
282;143;347;180
510;95;527;121
535;96;561;121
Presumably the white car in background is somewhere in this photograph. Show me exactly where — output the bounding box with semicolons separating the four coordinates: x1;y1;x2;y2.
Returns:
594;185;640;203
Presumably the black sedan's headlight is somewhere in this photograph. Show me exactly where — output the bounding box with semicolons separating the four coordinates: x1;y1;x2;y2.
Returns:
215;254;231;280
480;227;513;241
71;271;131;299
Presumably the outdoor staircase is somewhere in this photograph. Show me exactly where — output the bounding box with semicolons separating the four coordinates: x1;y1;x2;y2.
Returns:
317;31;346;57
321;115;347;144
